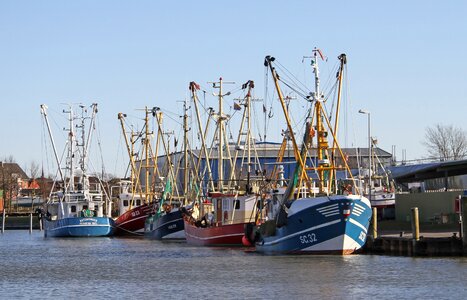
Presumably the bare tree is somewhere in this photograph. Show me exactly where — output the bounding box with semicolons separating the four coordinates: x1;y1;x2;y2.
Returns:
4;155;15;163
28;161;40;179
423;124;467;160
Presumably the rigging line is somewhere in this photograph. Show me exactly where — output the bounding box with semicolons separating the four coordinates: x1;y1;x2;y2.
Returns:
343;63;349;147
161;111;184;127
264;88;277;143
279;79;309;101
95;113;107;178
41;114;52;178
252;96;262;142
325;83;339;123
275;60;311;95
319;60;340;97
114;131;124;177
276;73;310;100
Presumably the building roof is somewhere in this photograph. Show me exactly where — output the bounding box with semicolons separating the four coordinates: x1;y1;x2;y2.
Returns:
388;159;467;183
0;162;29;180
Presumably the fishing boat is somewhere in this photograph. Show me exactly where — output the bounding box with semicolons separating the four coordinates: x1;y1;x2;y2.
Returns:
358;138;396;219
40;104;114;237
144;105;187;240
113;108;164;236
183;79;262;246
113;180;153;236
245;50;372;254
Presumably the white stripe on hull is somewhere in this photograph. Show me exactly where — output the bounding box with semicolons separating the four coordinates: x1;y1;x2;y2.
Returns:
161;230;186;239
302;234;361;253
262;219;341;246
116;214;148;227
185;231;244;241
349;218;368;233
48;224;111;231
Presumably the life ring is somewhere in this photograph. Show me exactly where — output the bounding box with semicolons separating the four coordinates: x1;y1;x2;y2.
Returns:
343;184;352;195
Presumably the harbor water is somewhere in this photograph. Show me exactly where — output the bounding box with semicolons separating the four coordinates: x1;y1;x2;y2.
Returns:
1;231;466;299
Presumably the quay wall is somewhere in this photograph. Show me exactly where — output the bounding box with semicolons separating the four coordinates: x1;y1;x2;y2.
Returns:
395;191;462;223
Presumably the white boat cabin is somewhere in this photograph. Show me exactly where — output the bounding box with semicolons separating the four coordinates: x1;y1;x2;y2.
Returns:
46;182;106;220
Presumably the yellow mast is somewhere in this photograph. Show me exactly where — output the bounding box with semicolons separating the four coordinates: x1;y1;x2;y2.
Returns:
328;54;347;189
183;99;189;205
189;82;216;191
264;56;308;184
144;107;150;203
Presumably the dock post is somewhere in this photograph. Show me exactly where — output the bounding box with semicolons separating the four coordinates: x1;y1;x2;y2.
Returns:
461;193;467;254
29;213;33;234
411;207;420;241
39;216;43;231
372;207;378;239
1;209;5;234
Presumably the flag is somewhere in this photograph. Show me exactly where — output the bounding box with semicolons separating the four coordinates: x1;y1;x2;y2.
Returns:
317;48;325;61
189;81;200;91
234;102;242;111
157;178;172;215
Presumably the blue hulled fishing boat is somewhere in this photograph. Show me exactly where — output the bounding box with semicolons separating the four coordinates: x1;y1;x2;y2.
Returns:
245;50;371;254
41;104;114;238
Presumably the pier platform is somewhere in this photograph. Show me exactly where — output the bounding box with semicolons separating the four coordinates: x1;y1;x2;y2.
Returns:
1;213;41;230
363;220;464;256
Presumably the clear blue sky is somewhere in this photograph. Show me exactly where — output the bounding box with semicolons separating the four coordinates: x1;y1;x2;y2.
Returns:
1;0;466;177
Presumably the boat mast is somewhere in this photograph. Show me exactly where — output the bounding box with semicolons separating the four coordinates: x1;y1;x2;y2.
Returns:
117;113;139;185
65;105;75;192
228;80;255;193
329;54;347;189
40;105;64;182
183;98;189;205
246;81;253;193
83;104;98;176
153;109;178;198
310;49;329;194
209;77;234;192
264;56;307;180
189;82;215;192
144;107;151;202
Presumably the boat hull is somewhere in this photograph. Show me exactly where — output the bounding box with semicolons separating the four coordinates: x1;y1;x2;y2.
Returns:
114;204;153;236
184;220;253;246
44;217;114;237
370;192;395;208
254;195;372;254
145;209;185;240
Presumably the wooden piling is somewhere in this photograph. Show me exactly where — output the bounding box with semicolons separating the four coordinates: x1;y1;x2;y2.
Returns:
462;195;467;254
29;213;33;234
1;209;5;233
411;207;420;241
372;207;378;239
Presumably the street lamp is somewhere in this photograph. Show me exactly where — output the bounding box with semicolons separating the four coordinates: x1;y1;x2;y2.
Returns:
359;109;371;203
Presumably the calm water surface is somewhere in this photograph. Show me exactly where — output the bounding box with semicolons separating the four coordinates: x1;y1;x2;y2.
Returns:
0;231;466;299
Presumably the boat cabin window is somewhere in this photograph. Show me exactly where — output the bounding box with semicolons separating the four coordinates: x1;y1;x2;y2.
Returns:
123;200;129;207
71;205;77;213
234;199;240;210
136;199;141;206
222;199;230;210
